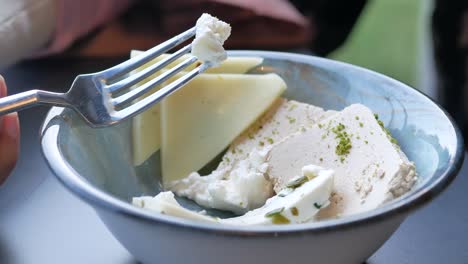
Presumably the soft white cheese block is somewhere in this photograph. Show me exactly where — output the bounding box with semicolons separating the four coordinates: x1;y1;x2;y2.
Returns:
217;98;337;171
133;192;215;222
267;104;417;219
221;166;334;225
191;13;231;66
161;73;286;184
131;53;264;166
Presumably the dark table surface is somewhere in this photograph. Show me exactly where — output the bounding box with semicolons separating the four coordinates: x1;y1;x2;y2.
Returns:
0;58;467;264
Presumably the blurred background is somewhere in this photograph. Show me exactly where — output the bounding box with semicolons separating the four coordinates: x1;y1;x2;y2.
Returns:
0;2;467;263
0;0;467;141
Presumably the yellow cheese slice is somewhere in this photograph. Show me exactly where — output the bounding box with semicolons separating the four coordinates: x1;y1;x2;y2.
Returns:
131;52;264;165
161;73;286;184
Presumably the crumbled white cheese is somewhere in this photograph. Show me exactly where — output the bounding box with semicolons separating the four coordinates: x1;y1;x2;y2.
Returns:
168;148;273;215
220;165;334;225
134;166;334;226
132;192;215;222
191;13;231;66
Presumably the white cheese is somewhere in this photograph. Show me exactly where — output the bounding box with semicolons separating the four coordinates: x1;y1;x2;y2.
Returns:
168;148;273;215
191;13;231;66
161;73;286;184
132;192;215;222
267;104;417;219
220;166;334;225
217;98;337;171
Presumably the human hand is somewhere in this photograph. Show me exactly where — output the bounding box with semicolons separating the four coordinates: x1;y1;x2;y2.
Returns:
0;76;20;184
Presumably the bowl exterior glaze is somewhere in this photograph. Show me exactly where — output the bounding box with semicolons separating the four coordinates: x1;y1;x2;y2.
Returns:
97;209;405;264
41;51;464;264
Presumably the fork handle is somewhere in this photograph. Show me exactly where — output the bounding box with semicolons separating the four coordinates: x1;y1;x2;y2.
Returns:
0;90;68;116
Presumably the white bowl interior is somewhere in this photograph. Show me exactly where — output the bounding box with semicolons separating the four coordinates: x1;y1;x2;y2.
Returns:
42;51;463;225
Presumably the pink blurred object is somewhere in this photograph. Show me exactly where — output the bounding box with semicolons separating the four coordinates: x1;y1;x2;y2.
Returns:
41;0;311;56
39;0;134;55
161;0;308;26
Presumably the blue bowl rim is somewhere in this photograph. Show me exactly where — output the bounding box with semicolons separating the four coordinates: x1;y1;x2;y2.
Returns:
40;50;465;237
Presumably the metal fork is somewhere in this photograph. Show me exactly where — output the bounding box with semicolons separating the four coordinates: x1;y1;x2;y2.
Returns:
0;27;211;127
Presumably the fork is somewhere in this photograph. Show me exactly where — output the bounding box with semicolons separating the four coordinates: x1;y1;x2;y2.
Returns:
0;27;212;127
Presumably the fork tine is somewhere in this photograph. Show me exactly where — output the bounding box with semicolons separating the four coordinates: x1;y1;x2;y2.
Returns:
115;63;210;120
111;56;198;107
100;27;196;81
106;44;192;93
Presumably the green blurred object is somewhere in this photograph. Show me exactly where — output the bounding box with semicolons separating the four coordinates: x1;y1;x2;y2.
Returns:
329;0;424;88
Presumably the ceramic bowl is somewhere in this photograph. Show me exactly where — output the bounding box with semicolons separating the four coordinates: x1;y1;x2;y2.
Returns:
41;51;464;264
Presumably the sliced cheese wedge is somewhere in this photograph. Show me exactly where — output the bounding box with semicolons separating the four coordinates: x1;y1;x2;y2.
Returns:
131;52;264;165
132;102;161;166
161;73;286;184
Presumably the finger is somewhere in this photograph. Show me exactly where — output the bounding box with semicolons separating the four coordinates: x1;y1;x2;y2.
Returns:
0;112;20;184
0;75;4;135
0;75;6;97
0;76;20;184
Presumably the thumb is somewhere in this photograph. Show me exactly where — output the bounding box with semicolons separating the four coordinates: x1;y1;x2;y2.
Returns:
0;113;20;184
0;76;20;184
